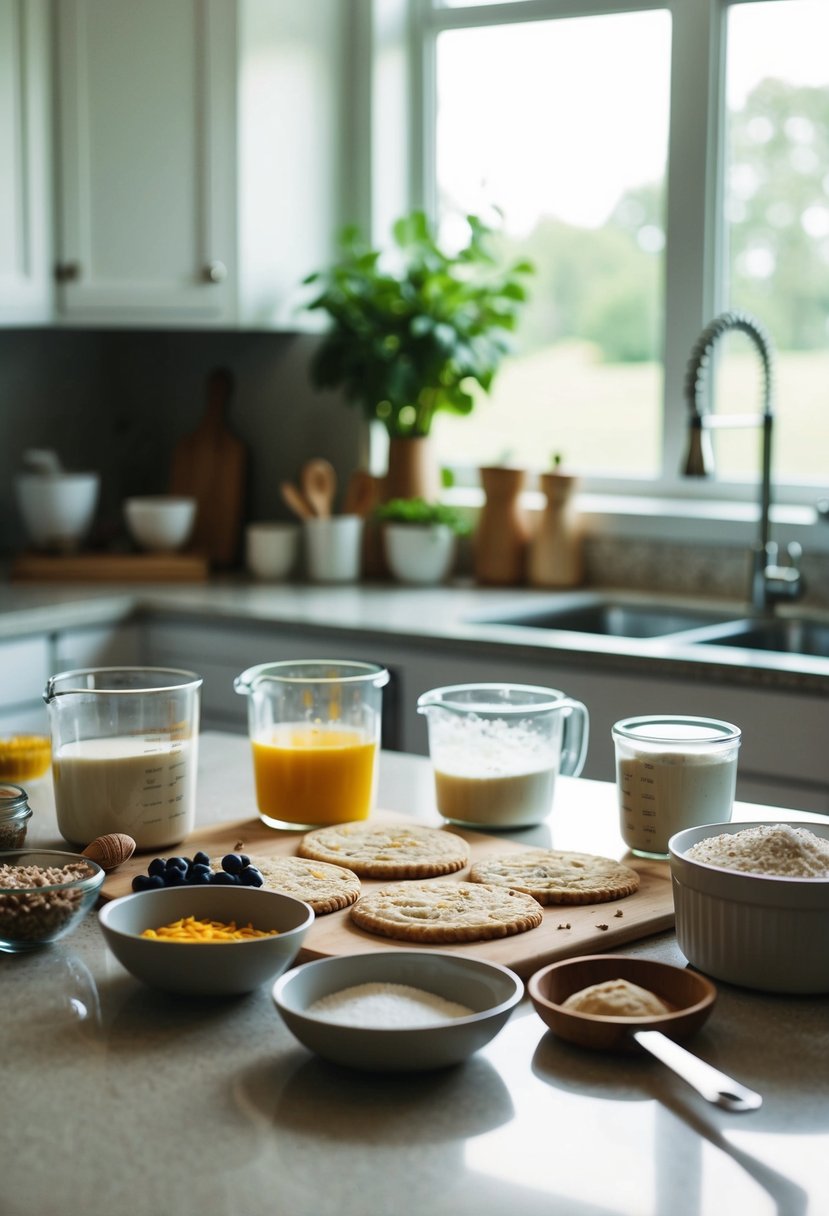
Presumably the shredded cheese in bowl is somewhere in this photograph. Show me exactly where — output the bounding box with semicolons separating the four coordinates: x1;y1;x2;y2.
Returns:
141;915;279;942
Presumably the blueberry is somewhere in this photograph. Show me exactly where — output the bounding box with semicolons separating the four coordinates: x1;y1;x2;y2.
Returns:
164;870;186;886
190;863;212;881
221;853;243;875
165;856;188;873
238;854;251;868
211;871;238;885
193;851;211;868
239;866;263;888
148;858;167;878
146;874;165;889
132;874;154;891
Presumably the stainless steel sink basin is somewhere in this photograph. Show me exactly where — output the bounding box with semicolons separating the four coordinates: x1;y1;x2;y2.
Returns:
473;602;735;639
700;618;829;657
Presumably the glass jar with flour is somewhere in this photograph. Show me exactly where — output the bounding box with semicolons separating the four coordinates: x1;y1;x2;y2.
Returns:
612;715;741;859
45;667;202;849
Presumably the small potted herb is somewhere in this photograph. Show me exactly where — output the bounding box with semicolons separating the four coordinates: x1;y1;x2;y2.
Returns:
374;498;470;585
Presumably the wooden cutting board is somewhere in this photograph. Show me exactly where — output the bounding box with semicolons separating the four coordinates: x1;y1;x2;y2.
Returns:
169;368;246;568
102;813;674;980
11;552;209;582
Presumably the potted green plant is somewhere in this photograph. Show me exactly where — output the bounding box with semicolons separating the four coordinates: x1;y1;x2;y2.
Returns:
374;497;471;585
303;210;533;500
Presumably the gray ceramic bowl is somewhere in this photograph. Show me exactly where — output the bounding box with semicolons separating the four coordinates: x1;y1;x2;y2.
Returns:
99;886;314;995
670;819;829;994
272;951;523;1071
0;849;105;952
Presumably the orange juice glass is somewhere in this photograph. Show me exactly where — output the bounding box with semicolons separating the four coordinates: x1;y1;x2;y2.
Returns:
234;660;389;829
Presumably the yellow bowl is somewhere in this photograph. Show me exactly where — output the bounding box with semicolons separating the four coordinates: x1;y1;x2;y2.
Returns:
0;735;51;782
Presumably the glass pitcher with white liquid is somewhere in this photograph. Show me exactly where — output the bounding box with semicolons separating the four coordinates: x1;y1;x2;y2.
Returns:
45;667;202;849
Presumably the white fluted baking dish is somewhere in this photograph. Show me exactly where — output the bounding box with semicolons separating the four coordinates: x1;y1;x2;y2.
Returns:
669;820;829;994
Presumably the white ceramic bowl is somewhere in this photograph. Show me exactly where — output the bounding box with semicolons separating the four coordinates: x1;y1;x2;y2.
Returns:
669;819;829;994
15;472;100;551
99;886;314;995
272;951;523;1071
124;495;197;553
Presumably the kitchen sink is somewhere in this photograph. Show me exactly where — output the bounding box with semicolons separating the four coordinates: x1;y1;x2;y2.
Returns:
699;618;829;658
472;601;736;639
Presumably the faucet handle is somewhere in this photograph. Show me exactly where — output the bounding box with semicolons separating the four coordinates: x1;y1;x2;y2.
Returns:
785;540;803;569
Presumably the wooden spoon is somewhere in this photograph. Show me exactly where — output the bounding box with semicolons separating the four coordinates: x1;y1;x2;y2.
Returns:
280;481;315;521
301;459;337;518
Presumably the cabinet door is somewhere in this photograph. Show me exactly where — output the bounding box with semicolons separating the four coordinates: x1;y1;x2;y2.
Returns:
54;0;236;326
0;0;51;323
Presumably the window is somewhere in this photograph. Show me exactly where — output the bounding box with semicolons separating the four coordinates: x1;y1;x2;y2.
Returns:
410;0;828;507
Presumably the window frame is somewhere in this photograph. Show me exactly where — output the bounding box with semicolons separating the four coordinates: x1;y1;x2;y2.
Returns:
400;0;823;511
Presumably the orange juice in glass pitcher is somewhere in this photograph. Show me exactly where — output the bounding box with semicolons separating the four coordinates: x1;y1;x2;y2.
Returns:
235;661;389;829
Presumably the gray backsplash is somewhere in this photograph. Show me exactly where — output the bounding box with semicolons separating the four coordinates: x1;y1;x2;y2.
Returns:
0;328;361;555
2;327;827;608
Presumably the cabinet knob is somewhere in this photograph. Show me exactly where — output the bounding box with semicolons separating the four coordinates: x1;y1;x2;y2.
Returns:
55;261;81;283
203;261;227;284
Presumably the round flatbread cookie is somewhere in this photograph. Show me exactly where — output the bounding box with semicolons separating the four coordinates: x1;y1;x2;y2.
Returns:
298;823;469;879
350;879;543;943
246;855;360;915
468;850;640;905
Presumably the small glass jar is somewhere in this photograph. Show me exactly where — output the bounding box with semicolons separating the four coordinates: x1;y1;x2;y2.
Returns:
0;784;33;849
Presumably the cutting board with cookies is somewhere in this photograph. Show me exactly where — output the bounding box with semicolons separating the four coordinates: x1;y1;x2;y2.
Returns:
102;814;674;980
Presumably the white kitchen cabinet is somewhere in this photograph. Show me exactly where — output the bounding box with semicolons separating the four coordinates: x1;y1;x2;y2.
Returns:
140;614;829;813
142;617;405;745
51;622;142;673
53;0;237;326
397;646;829;815
0;0;51;323
0;634;51;732
43;0;349;329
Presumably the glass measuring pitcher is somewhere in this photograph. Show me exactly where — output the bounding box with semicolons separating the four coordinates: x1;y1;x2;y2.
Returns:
45;667;202;849
417;683;589;828
234;660;389;830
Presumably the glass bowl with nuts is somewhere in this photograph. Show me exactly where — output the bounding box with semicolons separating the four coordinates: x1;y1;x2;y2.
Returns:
0;850;105;952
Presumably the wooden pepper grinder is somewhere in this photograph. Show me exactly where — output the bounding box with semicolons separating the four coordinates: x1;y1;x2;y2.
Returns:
474;466;530;585
528;460;584;588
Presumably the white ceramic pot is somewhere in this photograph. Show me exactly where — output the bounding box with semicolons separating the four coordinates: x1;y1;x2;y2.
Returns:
15;472;100;552
383;523;456;585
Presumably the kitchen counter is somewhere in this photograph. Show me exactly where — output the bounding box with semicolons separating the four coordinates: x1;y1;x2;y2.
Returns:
3;732;828;1216
2;577;829;694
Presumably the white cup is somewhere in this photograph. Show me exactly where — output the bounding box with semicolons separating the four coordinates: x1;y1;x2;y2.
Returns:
303;516;364;583
612;715;741;858
15;472;100;552
245;523;299;581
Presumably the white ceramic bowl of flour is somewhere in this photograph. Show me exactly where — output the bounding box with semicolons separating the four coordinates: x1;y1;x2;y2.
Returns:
670;819;829;994
272;951;523;1070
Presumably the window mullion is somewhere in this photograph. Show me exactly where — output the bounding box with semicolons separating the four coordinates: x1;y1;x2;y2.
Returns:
661;0;727;486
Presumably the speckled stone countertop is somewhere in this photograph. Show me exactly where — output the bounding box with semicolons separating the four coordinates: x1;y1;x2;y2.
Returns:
2;577;829;693
2;733;827;1216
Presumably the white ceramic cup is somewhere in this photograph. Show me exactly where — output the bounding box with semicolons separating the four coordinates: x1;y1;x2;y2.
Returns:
246;523;299;581
303;515;363;583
